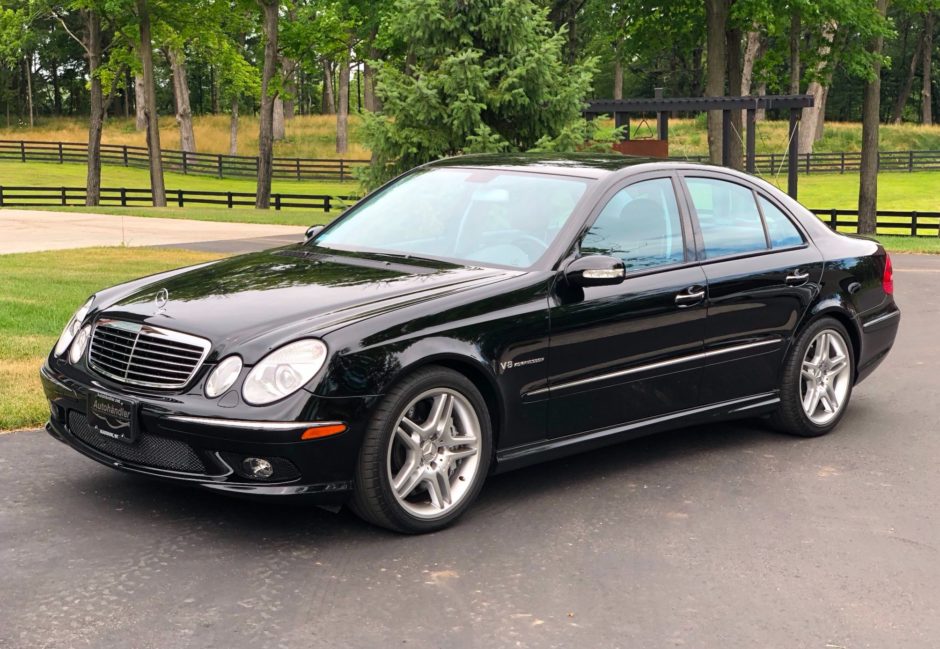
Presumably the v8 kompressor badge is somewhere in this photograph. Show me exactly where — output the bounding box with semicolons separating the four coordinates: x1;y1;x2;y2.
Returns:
499;357;544;373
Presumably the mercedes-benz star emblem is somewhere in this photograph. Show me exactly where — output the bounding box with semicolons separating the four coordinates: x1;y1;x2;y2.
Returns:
155;288;169;311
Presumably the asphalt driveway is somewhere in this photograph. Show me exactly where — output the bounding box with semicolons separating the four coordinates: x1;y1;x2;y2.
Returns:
0;209;304;254
1;254;937;648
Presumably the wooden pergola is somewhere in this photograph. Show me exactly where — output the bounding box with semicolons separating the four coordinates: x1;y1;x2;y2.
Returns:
584;94;815;199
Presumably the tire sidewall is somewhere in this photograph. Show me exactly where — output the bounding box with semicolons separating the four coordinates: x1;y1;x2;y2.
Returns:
368;368;493;533
788;318;855;435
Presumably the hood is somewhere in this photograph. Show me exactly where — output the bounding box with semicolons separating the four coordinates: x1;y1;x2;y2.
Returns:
97;246;519;358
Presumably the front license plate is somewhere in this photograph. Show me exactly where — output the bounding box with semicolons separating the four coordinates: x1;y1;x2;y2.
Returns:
87;391;138;443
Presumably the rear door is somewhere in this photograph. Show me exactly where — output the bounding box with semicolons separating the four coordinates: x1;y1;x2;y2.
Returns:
678;173;824;405
545;174;707;438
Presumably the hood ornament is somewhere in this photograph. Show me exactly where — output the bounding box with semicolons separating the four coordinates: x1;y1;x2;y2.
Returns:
155;288;169;311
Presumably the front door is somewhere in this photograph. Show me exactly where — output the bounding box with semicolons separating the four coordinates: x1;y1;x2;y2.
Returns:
546;176;707;438
680;174;824;405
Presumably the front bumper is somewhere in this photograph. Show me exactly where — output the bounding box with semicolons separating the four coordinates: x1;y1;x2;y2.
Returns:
40;361;377;502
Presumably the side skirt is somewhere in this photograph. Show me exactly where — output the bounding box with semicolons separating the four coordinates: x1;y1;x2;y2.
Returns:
493;392;780;474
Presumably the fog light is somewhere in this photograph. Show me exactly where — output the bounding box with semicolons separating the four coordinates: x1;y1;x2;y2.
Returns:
242;457;274;479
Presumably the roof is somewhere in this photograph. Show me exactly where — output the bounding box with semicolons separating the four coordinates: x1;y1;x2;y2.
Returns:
425;152;668;179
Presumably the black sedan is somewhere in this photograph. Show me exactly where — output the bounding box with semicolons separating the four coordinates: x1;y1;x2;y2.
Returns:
41;154;900;533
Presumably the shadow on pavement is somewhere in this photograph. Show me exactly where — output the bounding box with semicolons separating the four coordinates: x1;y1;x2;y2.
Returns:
55;417;795;544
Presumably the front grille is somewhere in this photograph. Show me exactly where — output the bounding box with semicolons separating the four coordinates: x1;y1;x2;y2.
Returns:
68;410;207;473
88;319;210;389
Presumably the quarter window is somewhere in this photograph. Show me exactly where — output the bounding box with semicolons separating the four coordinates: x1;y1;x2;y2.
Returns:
581;178;684;271
758;196;804;248
686;178;768;259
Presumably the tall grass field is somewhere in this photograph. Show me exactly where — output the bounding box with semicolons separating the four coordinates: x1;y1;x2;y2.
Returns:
6;115;940;160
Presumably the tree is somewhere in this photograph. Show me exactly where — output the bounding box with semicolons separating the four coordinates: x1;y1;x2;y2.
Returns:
256;0;278;209
136;0;166;206
925;10;934;123
361;0;598;188
705;0;729;164
859;0;890;235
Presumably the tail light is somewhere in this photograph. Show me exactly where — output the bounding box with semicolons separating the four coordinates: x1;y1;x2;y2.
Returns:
882;254;894;295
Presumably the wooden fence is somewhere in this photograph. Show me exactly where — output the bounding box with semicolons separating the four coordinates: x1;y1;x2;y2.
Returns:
809;208;940;236
676;149;940;174
0;140;369;182
0;186;360;212
0;184;937;236
6;138;940;179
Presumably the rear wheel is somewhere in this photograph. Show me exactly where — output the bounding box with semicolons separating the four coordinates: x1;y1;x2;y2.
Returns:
351;367;492;533
771;317;854;437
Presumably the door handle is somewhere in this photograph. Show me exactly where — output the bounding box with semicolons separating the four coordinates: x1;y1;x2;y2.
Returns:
785;269;810;286
675;286;705;307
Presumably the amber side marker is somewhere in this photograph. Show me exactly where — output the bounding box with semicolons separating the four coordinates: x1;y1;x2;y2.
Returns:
301;424;347;440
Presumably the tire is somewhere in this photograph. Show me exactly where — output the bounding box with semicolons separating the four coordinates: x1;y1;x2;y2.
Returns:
350;366;493;533
770;317;855;437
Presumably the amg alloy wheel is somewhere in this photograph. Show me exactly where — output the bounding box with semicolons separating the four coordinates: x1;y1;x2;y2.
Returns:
771;317;855;437
352;367;492;533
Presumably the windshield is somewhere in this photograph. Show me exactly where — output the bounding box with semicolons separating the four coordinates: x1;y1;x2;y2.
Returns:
312;167;590;269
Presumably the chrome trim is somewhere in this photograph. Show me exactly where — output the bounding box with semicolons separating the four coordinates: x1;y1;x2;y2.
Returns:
526;339;780;397
728;397;780;413
862;309;900;330
88;319;211;390
165;416;345;431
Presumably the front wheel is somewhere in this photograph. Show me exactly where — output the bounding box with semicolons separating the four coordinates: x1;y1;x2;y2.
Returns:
351;367;492;533
771;317;855;437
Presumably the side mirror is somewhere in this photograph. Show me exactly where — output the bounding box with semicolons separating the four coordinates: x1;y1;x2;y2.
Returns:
564;255;625;288
305;224;325;243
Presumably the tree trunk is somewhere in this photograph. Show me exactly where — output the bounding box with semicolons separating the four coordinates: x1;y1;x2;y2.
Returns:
726;26;743;170
134;74;146;130
741;30;760;95
282;58;296;119
613;57;623;100
705;0;729;164
336;54;350;154
229;97;239;155
924;12;934;125
84;10;104;206
273;97;285;140
51;59;63;115
891;34;922;123
24;54;33;128
210;66;220;113
136;0;166;207
363;61;375;111
858;0;889;235
815;85;829;141
799;22;836;155
122;68;131;118
322;59;335;114
789;8;801;94
168;48;197;157
256;0;278;209
755;81;767;120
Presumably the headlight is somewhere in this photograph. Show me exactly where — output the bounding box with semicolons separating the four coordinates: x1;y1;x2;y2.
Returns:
54;297;94;357
68;325;91;364
242;340;327;405
205;355;243;398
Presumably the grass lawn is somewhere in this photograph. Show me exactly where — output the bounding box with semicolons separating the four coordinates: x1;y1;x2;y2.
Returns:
873;235;940;254
23;205;343;227
0;159;361;196
0;247;227;432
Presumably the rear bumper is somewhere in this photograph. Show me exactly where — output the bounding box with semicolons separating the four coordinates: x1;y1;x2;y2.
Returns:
856;305;900;384
40;362;376;502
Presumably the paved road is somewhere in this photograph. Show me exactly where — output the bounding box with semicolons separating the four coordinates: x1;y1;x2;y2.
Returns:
1;254;937;649
0;210;305;254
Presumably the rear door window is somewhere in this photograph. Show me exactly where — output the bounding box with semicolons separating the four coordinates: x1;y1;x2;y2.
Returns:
685;177;768;259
